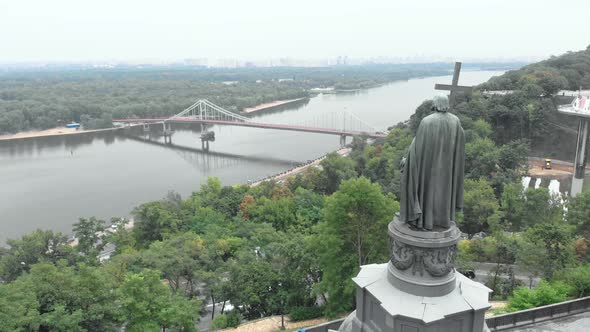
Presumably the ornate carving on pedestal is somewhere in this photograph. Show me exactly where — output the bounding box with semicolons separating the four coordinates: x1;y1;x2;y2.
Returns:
387;217;461;296
390;238;457;278
423;244;457;277
390;239;414;271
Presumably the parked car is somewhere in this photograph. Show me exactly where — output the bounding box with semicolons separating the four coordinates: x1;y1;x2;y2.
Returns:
458;269;476;279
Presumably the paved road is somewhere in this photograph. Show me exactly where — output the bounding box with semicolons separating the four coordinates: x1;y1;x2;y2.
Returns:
469;262;541;288
198;301;230;332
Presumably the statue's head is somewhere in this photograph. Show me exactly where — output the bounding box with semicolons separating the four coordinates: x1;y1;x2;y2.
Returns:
432;94;450;112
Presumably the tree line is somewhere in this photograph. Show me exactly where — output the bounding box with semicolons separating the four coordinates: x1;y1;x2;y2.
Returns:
0;62;520;134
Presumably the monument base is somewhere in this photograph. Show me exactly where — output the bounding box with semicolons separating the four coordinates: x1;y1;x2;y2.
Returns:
388;218;461;297
338;218;491;332
340;264;491;332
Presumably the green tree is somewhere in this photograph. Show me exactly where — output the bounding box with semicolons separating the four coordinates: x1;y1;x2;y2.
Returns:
267;232;321;310
118;270;199;332
0;280;40;331
3;262;123;331
567;190;590;238
521;83;544;98
0;229;74;282
515;237;547;288
460;179;500;238
141;232;206;297
526;222;574;278
106;217;136;254
501;187;562;230
464;138;499;179
73;217;106;259
187;178;247;218
227;255;280;319
497;140;529;174
471;119;493;139
521;188;562;226
500;183;526;230
250;197;296;231
314;177;397;315
534;68;568;95
293;187;325;229
132;201;183;248
187;207;228;234
316;152;358;194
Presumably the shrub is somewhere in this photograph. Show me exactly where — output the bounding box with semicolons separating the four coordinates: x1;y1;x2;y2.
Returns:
506;281;572;312
210;315;228;330
226;310;242;328
289;306;324;321
210;311;242;330
456;239;477;271
555;265;590;298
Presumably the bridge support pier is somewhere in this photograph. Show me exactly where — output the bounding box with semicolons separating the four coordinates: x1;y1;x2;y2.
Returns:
162;122;173;144
200;130;215;152
339;134;347;148
201;140;210;151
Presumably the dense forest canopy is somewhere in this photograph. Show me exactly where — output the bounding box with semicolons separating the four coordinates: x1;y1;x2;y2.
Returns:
0;62;520;134
481;45;590;92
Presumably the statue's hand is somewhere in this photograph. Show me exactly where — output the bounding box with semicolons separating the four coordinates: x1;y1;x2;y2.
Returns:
399;157;407;170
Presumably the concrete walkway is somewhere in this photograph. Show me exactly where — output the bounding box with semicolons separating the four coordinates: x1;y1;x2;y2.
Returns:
502;310;590;331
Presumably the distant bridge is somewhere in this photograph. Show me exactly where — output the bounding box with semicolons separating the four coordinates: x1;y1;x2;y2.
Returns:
113;99;387;148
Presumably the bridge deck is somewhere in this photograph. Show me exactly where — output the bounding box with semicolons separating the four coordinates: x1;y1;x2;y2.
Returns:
113;117;387;138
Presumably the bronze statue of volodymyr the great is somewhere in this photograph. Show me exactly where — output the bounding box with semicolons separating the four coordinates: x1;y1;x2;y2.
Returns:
399;94;465;230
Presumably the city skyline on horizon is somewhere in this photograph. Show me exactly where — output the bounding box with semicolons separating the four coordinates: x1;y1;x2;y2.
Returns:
2;0;588;64
0;54;539;69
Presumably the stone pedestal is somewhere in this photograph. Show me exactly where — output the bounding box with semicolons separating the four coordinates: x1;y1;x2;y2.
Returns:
340;217;491;332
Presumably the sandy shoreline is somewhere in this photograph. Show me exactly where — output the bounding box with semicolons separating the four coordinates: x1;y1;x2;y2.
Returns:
242;97;307;113
0;126;121;141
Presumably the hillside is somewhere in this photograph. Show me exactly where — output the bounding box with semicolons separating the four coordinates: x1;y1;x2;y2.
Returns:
408;45;590;161
473;45;590;159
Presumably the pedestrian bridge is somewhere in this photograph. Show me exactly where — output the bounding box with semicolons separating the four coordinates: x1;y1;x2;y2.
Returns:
112;99;387;147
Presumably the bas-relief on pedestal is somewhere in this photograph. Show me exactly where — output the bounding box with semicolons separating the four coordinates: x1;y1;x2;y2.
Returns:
338;218;491;332
339;94;491;332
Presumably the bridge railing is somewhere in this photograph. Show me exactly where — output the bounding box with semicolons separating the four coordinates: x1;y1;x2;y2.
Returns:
486;296;590;331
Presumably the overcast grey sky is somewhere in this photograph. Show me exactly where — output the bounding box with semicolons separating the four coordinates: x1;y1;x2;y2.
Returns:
1;0;589;63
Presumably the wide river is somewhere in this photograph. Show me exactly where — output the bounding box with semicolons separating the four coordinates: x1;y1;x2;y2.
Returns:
0;71;503;245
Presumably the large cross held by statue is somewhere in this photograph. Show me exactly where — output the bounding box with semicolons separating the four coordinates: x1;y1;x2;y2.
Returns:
435;62;473;107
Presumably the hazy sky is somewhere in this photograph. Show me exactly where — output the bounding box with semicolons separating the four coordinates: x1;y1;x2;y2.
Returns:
1;0;589;63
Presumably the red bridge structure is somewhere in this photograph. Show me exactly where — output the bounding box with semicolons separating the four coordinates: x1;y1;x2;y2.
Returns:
113;99;387;149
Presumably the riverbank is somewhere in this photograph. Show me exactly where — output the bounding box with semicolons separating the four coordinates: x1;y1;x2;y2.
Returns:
0;126;120;141
242;97;307;113
250;147;351;187
0;70;505;245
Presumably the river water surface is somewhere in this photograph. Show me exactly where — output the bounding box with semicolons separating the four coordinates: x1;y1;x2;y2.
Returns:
0;71;503;244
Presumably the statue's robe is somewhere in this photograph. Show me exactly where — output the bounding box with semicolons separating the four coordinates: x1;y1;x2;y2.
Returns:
400;111;465;230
